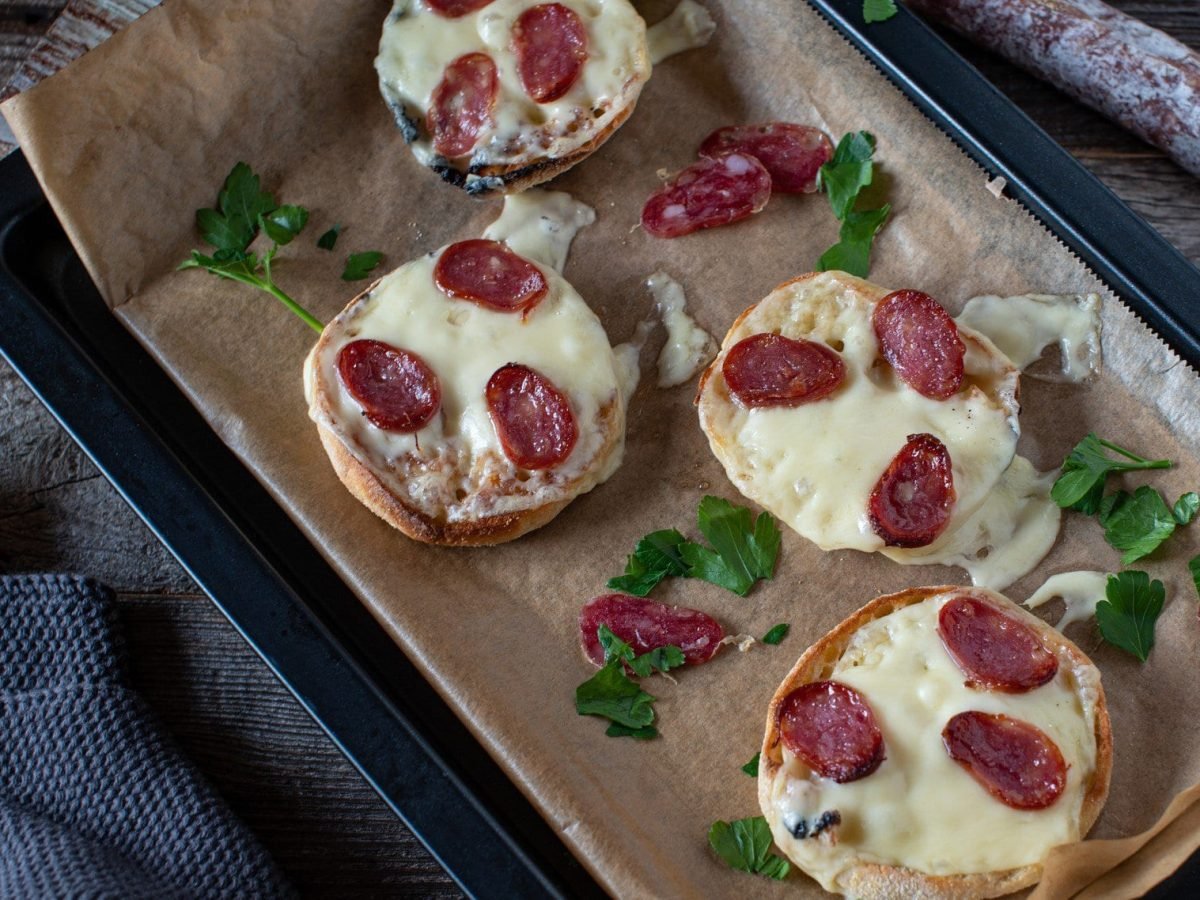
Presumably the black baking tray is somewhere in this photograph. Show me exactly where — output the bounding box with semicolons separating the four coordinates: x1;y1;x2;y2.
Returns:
1;0;1198;896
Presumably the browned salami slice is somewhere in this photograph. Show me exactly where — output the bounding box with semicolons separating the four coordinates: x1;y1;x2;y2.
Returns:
778;681;885;783
698;123;833;193
938;596;1059;692
942;711;1067;810
434;240;549;314
869;433;956;548
337;340;441;433
579;594;725;666
486;364;578;470
429;52;498;158
641;153;773;238
514;4;588;103
427;0;495;18
872;290;965;400
722;333;845;408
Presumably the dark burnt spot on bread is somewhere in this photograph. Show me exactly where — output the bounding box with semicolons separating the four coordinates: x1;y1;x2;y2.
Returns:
430;159;467;188
388;101;421;145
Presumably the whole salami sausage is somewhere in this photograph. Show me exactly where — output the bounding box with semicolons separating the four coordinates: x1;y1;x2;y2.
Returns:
906;0;1200;177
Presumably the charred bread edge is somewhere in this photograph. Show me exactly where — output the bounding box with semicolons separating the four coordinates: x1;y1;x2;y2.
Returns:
758;585;1112;899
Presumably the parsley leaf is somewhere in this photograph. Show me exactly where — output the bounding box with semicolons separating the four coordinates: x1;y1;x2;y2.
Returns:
708;817;790;880
605;723;658;740
1174;492;1199;525
607;529;688;596
817;132;876;221
762;623;790;645
342;250;384;282
628;645;686;679
863;0;898;22
1096;571;1165;662
1100;486;1178;564
1051;434;1171;513
1190;555;1200;599
816;204;890;277
181;162;323;333
742;753;760;777
679;497;780;596
317;223;343;250
575;626;684;739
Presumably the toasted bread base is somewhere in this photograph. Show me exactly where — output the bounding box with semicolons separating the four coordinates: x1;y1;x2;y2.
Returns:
759;586;1112;899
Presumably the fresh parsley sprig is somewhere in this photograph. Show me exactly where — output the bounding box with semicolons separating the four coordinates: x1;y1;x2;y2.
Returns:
815;132;890;278
574;625;684;740
608;497;781;597
863;0;898;24
1096;571;1165;662
1051;433;1171;514
708;816;790;880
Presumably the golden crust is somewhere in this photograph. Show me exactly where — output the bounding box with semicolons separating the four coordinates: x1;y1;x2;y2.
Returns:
759;586;1112;899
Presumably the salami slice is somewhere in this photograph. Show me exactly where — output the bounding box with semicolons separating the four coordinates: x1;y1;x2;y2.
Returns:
579;594;725;667
486;364;578;470
778;681;885;783
427;0;495;18
514;4;588;103
641;153;773;239
434;240;549;314
872;290;965;400
938;596;1059;692
722;333;845;408
430;52;498;158
337;340;441;434
942;711;1067;810
869;433;956;548
698;123;833;193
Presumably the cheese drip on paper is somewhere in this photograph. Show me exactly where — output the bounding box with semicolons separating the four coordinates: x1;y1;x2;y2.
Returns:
958;293;1101;383
482;189;595;273
766;592;1098;890
646;0;716;65
1025;571;1111;632
646;271;717;387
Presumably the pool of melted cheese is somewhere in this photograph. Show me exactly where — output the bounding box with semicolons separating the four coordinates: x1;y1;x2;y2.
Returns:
766;592;1099;889
376;0;649;178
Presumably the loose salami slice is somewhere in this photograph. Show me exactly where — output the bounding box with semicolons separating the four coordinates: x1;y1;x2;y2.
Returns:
778;681;885;783
942;711;1067;810
872;290;965;400
486;364;578;470
514;4;588;103
869;433;956;548
427;0;495;18
429;52;498;158
722;333;845;408
938;596;1059;692
641;153;773;239
337;340;441;434
434;240;549;314
579;594;725;667
698;123;833;193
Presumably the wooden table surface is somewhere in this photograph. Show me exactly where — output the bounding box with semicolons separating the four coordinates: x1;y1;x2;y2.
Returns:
2;1;1198;896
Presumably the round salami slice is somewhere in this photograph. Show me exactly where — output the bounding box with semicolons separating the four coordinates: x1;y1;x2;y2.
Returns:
434;240;549;314
429;52;498;158
337;340;441;434
869;433;955;548
938;596;1059;692
579;594;725;667
698;123;833;194
514;4;588;103
722;333;845;408
641;153;773;239
942;711;1067;810
427;0;495;18
486;364;578;470
779;681;885;783
872;290;965;400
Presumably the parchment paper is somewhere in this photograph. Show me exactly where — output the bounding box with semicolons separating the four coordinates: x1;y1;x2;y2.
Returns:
5;1;1200;896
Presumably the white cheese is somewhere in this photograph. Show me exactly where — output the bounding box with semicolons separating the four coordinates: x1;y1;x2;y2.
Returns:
1025;571;1111;632
646;271;717;388
958;293;1102;383
646;0;716;65
767;592;1098;890
481;189;595;273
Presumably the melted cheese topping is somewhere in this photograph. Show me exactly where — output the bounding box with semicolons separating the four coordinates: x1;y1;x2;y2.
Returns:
1026;571;1111;632
766;592;1099;889
958;293;1101;383
646;0;716;65
376;0;649;183
699;275;1019;553
646;271;716;388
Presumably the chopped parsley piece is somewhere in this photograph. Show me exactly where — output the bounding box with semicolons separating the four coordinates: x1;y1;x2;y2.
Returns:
1190;555;1200;600
1173;492;1199;525
1051;434;1171;514
708;816;790;879
1099;486;1178;565
863;0;898;24
575;626;684;739
608;529;689;596
742;753;760;777
815;131;889;277
317;223;343;250
1096;571;1165;662
762;623;790;645
342;250;384;282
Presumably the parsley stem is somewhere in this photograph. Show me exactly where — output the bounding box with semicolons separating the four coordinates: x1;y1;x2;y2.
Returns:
1096;438;1171;469
264;282;324;334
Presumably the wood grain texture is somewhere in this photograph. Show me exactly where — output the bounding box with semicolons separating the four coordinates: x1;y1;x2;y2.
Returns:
0;0;1198;896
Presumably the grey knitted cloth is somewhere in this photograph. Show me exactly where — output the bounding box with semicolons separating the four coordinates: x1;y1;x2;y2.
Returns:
0;574;294;899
